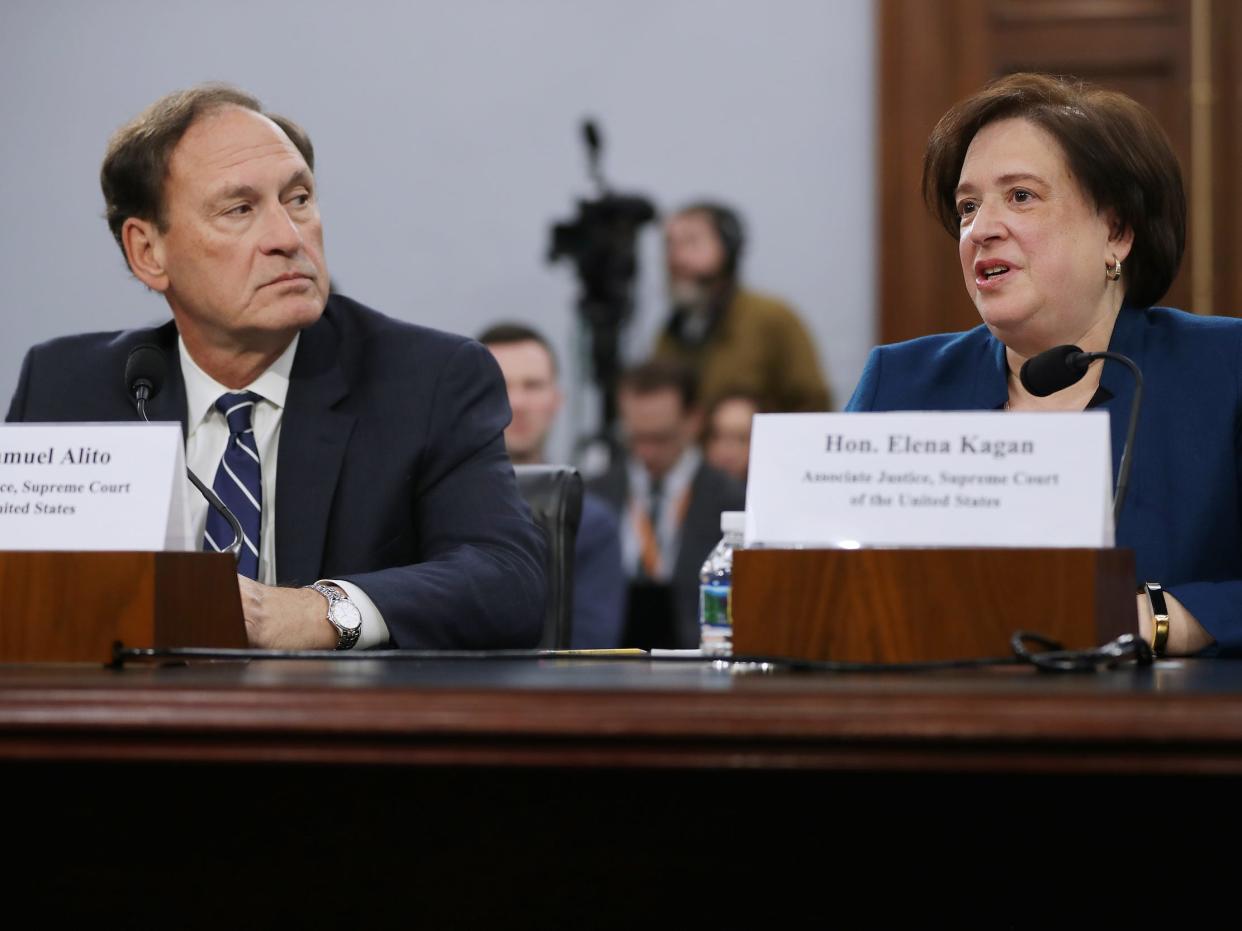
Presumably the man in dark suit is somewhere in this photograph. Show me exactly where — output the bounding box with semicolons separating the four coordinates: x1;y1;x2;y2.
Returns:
589;360;745;649
5;84;545;650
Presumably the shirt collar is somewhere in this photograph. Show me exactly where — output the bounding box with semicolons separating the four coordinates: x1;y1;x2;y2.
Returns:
180;332;300;434
627;446;702;500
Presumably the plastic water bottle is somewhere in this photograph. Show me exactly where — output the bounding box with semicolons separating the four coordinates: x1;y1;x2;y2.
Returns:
699;511;745;656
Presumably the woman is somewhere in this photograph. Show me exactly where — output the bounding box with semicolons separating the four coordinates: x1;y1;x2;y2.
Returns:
703;391;761;487
847;72;1242;657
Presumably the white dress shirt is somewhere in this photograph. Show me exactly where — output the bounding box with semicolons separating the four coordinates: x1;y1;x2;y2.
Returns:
180;335;389;648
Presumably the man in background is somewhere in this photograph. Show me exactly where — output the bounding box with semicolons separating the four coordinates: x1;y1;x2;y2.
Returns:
479;323;625;649
588;360;745;649
656;201;831;413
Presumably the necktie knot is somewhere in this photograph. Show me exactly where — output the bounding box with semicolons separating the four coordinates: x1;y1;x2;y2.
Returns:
215;391;259;436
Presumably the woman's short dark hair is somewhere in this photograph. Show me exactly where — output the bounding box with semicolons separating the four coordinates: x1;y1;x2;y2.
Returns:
922;72;1185;310
100;83;315;263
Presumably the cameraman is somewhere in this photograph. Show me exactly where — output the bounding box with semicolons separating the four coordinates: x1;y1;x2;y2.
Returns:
655;202;831;414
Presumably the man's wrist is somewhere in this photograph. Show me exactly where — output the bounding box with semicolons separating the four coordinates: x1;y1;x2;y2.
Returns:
307;581;362;650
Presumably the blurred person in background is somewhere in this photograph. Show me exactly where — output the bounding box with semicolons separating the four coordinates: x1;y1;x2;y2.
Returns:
703;391;761;488
479;323;624;649
655;201;830;414
589;360;745;649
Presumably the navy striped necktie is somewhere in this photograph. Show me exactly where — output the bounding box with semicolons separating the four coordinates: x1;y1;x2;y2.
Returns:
204;391;262;580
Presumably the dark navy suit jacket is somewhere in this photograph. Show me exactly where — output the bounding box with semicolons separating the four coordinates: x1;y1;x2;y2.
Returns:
847;306;1242;654
5;294;547;649
570;492;624;649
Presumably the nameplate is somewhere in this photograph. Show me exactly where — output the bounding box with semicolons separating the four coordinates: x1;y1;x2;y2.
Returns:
0;424;193;551
745;412;1113;548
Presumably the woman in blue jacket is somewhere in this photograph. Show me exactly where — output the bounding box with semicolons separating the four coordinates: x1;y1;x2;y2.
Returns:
848;72;1242;657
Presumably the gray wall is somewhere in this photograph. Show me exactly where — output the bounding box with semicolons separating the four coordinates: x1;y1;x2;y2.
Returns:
0;0;875;460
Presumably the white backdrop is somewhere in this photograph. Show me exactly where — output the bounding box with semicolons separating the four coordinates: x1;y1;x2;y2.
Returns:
0;0;876;461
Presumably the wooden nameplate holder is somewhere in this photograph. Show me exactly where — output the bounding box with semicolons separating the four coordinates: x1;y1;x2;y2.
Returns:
731;548;1137;663
0;552;247;663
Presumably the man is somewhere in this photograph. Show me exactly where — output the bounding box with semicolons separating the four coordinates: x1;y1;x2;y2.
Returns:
6;84;545;650
588;360;745;649
656;201;831;413
478;323;624;649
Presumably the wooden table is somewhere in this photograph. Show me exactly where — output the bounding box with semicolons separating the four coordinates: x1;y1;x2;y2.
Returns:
5;655;1237;921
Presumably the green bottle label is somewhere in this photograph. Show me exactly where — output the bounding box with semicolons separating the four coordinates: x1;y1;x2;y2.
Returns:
699;583;732;628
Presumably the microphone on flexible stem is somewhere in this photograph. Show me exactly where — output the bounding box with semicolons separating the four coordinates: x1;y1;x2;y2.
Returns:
124;345;245;562
1018;344;1144;526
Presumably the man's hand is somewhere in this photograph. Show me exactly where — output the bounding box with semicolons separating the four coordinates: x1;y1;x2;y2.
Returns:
238;576;338;650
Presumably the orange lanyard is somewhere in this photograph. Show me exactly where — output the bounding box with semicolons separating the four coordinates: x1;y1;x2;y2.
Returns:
632;486;691;578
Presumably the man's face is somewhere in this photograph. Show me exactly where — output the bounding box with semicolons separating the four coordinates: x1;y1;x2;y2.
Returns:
618;387;698;481
664;211;727;306
142;106;329;353
487;339;562;463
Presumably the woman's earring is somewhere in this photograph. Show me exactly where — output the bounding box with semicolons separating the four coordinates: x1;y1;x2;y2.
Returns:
1106;256;1123;282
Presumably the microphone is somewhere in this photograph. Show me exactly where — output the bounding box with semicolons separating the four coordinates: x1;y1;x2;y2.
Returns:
124;344;167;420
1017;343;1144;526
1018;344;1092;397
124;345;245;562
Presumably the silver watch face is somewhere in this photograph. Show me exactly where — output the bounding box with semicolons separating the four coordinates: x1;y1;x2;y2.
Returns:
330;598;363;632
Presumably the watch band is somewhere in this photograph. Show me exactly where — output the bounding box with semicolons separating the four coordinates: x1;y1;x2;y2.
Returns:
307;582;361;651
1143;581;1170;657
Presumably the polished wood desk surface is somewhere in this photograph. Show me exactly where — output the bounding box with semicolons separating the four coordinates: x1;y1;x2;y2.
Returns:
3;655;1241;774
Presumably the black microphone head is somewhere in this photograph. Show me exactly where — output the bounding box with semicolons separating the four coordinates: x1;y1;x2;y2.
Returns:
1019;344;1092;397
124;344;168;402
582;119;601;155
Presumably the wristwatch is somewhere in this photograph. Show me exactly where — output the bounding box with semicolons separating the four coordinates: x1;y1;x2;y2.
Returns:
307;582;362;650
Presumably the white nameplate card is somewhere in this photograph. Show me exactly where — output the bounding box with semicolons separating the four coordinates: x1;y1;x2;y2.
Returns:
745;412;1113;548
0;423;193;551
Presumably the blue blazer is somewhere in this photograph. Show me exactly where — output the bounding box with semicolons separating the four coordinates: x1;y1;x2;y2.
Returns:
847;307;1242;655
6;294;547;649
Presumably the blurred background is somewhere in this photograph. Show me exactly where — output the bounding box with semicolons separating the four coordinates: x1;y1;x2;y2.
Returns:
3;0;1238;462
0;0;874;462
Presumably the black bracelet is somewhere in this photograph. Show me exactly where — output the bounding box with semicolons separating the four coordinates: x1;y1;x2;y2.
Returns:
1142;581;1170;656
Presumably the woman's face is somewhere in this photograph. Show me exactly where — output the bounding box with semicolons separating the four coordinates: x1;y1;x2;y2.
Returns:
955;117;1132;356
704;397;757;484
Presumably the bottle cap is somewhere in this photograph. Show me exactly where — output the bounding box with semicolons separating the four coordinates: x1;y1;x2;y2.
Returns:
720;511;745;534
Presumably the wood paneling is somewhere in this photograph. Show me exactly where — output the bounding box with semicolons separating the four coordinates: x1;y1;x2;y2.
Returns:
1211;0;1242;314
732;548;1136;662
0;551;246;662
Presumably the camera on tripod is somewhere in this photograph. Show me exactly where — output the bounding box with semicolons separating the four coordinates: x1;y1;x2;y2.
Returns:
547;120;657;449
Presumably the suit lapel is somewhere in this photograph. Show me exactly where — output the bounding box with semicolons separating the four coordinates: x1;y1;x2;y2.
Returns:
275;312;356;585
1101;308;1142;490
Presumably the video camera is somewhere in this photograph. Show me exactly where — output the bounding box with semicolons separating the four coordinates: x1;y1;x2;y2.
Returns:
547;120;656;443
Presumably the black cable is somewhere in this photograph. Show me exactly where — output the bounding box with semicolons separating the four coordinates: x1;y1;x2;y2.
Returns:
1010;630;1152;673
